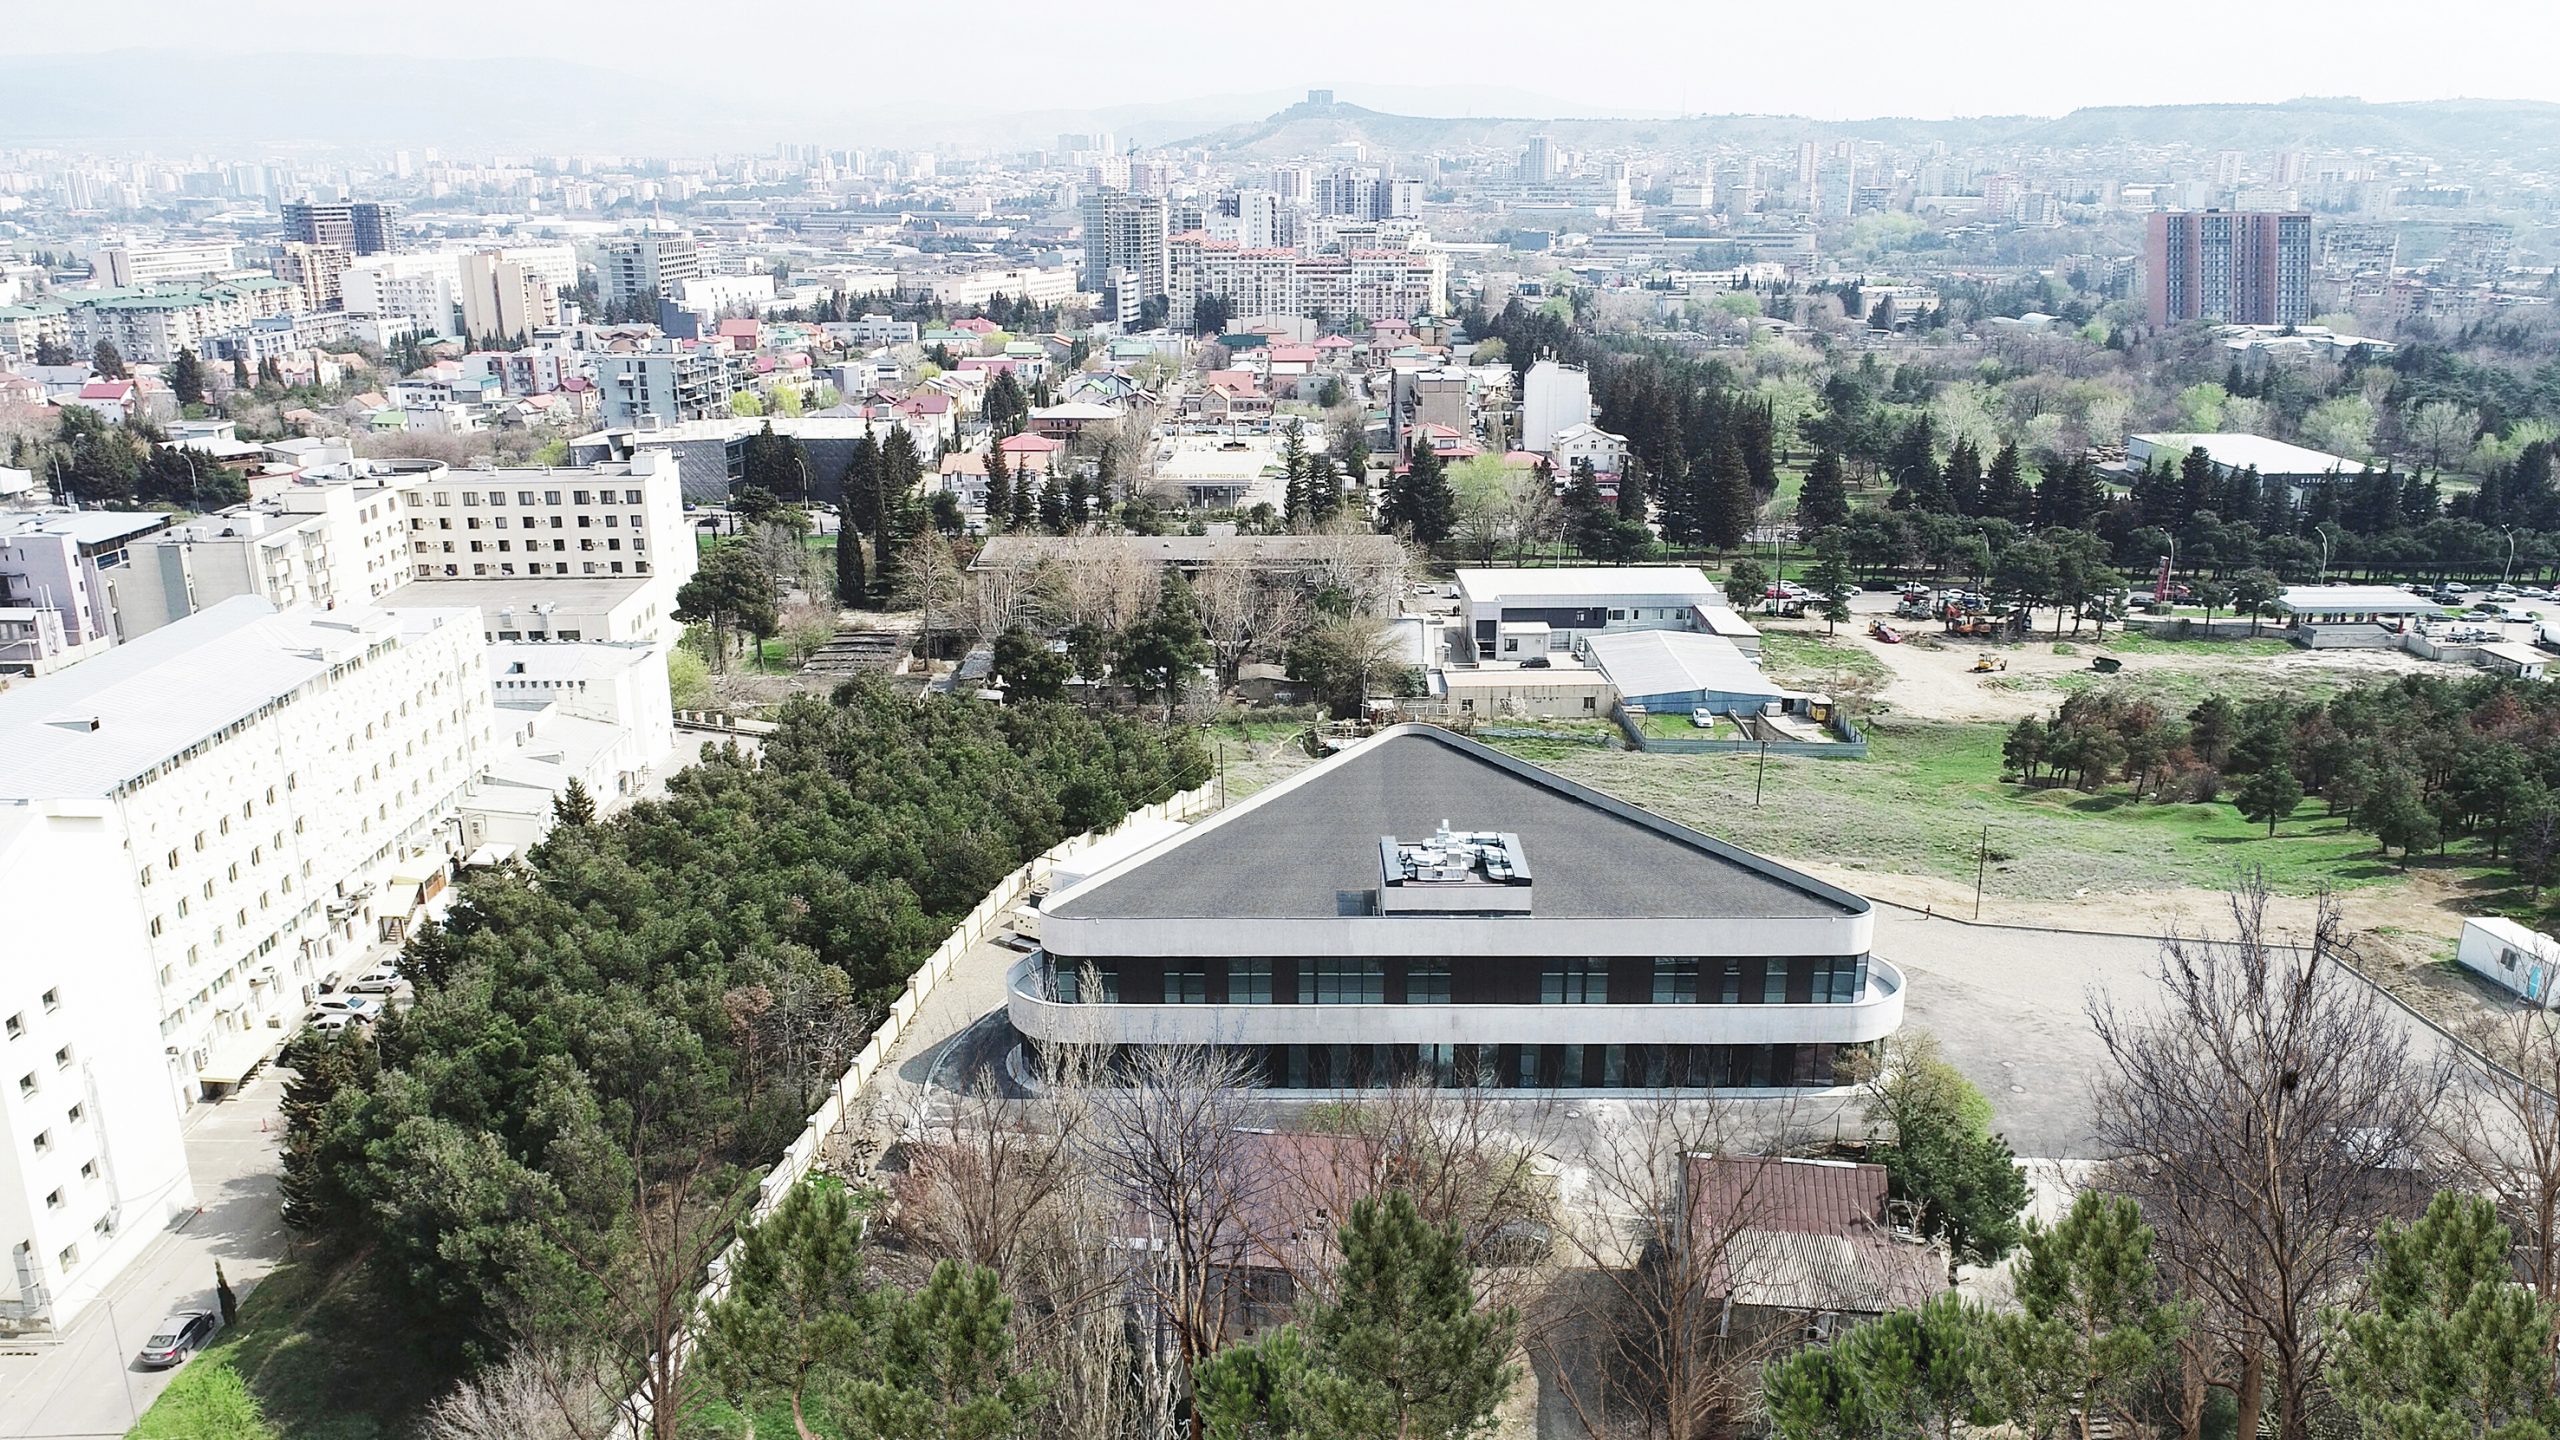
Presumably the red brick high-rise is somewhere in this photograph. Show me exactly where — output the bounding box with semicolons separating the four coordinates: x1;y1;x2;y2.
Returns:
2145;210;2312;325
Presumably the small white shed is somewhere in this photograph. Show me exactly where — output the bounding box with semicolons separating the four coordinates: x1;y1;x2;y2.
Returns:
2457;917;2560;1006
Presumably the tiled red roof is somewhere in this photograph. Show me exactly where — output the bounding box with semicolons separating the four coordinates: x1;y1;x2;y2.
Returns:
998;432;1063;453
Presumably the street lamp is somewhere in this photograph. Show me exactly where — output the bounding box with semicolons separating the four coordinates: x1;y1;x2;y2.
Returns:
2316;526;2332;585
2502;525;2520;586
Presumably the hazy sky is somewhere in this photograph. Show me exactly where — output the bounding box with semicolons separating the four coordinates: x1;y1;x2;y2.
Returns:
17;0;2560;121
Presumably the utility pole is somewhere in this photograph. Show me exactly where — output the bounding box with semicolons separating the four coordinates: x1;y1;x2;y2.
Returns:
1973;824;1989;921
1755;740;1768;807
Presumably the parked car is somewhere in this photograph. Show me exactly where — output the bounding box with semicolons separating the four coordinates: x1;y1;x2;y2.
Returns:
2446;582;2475;595
305;1012;367;1033
343;968;406;995
135;1311;216;1369
1520;655;1552;669
308;994;377;1020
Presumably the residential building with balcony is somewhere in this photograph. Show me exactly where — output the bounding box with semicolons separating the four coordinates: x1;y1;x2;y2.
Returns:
594;345;740;428
1012;725;1897;1091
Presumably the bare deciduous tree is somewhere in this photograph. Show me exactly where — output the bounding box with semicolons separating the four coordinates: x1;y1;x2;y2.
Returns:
2089;882;2443;1440
1543;1093;1827;1440
423;1345;617;1440
1073;1044;1271;1412
1192;560;1312;692
2438;1010;2560;1302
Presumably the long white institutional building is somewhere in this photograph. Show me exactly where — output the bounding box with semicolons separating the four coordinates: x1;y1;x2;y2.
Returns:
0;598;493;1328
1013;726;1901;1090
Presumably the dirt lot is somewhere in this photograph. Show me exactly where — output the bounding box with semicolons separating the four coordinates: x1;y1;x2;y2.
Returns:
1815;598;2447;724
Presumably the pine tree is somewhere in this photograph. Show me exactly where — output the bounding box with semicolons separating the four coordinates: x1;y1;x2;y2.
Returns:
2010;1192;2187;1440
1615;453;1649;525
2235;763;2303;835
1305;454;1342;525
1981;441;2029;524
1799;448;1850;535
1810;533;1856;636
876;431;923;592
983;443;1012;535
1300;1192;1519;1440
1281;422;1313;531
91;340;126;379
1942;438;1984;516
551;777;597;829
1387;440;1456;546
1702;431;1756;550
843;434;884;547
2333;1193;2560;1440
1010;470;1036;531
231;354;252;392
277;1028;378;1233
1037;477;1067;534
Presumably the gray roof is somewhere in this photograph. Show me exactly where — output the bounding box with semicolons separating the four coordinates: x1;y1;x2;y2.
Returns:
1052;725;1862;922
0;509;174;550
1583;629;1780;702
386;575;656;615
0;597;471;799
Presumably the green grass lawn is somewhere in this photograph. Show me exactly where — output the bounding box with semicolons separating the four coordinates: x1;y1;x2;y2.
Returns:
2098;631;2296;658
1495;719;2439;902
131;1253;447;1440
1639;709;1723;739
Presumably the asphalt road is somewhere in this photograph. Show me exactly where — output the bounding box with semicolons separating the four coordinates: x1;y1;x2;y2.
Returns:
0;1070;287;1439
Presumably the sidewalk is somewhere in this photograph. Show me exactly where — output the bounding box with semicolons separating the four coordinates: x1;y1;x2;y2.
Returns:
835;901;1043;1172
0;1068;288;1439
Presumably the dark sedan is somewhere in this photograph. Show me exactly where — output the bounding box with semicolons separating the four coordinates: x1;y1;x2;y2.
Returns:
134;1311;215;1369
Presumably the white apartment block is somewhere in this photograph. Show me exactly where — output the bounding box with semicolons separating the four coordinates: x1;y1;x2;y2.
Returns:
0;305;72;370
109;455;689;650
94;241;240;289
0;598;493;1329
908;266;1080;310
1165;234;1446;331
113;476;416;640
340;252;464;335
399;454;689;592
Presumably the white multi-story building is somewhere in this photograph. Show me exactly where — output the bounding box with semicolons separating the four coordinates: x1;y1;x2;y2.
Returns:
597;234;699;310
0;597;493;1328
1166;235;1447;331
110;455;690;650
94;241;240;289
340;252;464;335
1520;360;1594;453
906;266;1080;311
0;511;173;674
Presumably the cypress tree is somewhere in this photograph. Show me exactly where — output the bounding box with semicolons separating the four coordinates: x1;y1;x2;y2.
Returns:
983;442;1012;534
1799;448;1850;535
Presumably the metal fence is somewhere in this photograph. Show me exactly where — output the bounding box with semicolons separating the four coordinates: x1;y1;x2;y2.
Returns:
1614;705;1869;758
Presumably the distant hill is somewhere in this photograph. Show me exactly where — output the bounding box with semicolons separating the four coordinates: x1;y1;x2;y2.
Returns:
1182;95;2560;162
